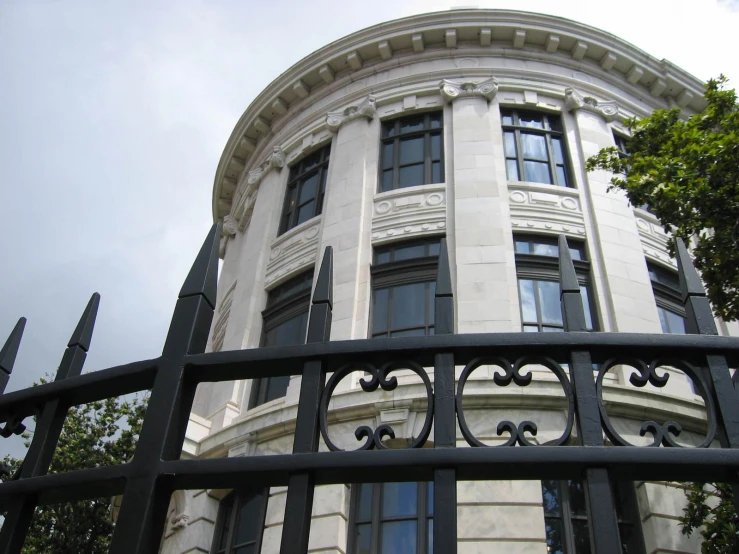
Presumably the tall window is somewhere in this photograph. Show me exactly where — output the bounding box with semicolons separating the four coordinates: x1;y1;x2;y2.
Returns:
370;239;440;338
648;262;687;334
541;480;644;554
279;143;331;235
249;271;313;408
514;235;597;331
502;109;571;187
349;482;433;554
380;113;443;192
211;489;268;554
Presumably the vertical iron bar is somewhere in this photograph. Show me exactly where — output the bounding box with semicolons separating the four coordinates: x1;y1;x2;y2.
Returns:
0;295;99;554
109;224;219;554
0;318;26;395
279;247;333;554
433;239;457;554
675;238;739;510
558;235;621;554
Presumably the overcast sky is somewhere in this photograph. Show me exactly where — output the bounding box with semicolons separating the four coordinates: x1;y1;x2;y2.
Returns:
1;0;738;458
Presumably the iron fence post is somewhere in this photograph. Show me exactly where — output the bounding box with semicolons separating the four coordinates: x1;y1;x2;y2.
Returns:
109;224;219;554
0;295;99;554
559;235;621;554
433;238;457;554
279;247;333;554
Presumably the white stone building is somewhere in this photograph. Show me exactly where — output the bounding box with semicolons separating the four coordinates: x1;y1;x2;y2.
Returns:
160;9;739;554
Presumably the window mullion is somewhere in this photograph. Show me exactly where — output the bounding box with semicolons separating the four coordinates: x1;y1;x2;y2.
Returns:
372;483;382;554
393;136;400;190
515;129;524;182
561;482;576;554
545;132;557;186
225;494;238;553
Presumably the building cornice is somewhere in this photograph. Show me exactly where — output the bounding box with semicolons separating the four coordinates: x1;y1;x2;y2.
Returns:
213;9;707;223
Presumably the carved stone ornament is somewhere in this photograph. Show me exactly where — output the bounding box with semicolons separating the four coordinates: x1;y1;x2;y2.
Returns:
219;215;239;258
440;77;499;103
246;146;286;187
326;95;377;133
564;88;619;122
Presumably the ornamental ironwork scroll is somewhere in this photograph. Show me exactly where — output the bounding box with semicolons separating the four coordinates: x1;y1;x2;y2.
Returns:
455;356;575;447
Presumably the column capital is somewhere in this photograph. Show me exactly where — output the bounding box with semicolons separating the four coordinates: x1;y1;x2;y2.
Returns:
440;76;498;103
326;94;377;133
246;146;286;187
564;87;619;122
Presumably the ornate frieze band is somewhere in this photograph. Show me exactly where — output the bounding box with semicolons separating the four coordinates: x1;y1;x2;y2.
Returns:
564;88;619;122
440;77;498;103
264;217;322;287
372;184;446;243
326;95;377;133
634;209;672;263
508;183;585;236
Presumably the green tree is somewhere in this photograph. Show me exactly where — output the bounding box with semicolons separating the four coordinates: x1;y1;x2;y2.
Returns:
1;386;146;554
679;482;738;554
586;75;739;321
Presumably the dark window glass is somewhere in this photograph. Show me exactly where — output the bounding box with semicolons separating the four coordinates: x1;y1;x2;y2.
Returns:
279;143;331;235
380;113;444;192
371;238;441;338
647;262;687;335
250;271;313;408
514;234;596;331
350;483;433;554
541;481;644;554
212;490;267;554
502;109;571;187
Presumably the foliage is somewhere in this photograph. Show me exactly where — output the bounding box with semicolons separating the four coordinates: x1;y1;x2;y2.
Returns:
679;482;739;553
1;382;146;554
586;75;739;321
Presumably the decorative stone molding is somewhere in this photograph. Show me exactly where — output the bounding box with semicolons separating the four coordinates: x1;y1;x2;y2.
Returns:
372;184;446;244
564;88;619;122
246;146;286;187
231;188;258;234
634;209;672;263
508;183;585;236
264;217;321;287
219;215;238;258
165;490;189;535
440;77;498;103
326;95;377;133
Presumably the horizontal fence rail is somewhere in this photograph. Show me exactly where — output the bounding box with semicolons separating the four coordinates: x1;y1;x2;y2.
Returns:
0;224;737;554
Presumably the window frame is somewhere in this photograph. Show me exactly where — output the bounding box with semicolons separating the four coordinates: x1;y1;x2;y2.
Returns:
278;143;331;236
541;480;645;554
211;488;269;554
514;234;598;332
647;261;687;334
369;238;441;339
249;270;313;409
501;108;573;187
379;112;444;192
348;482;433;554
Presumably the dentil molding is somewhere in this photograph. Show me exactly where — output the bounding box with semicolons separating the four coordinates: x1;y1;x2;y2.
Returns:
372;184;446;244
264;217;322;288
508;183;585;236
564;87;619;122
440;77;499;103
326;95;377;133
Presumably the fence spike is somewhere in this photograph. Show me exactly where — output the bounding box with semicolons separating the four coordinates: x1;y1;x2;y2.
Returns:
311;246;333;308
558;235;579;294
67;293;100;352
558;235;587;332
179;223;220;309
675;238;705;300
436;238;453;298
0;318;26;394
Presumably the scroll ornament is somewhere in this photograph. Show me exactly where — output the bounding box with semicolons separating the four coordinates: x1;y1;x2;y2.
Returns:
564;88;619;122
440;77;499;103
326;95;377;132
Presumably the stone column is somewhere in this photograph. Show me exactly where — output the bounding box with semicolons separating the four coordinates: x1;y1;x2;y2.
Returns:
443;78;521;333
566;89;662;334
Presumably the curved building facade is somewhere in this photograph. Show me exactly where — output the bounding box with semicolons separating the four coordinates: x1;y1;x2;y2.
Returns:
162;10;738;554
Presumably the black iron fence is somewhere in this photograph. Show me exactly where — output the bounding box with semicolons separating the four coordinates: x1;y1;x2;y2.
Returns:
0;225;738;554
